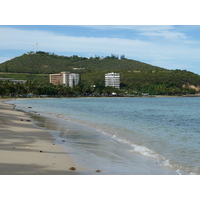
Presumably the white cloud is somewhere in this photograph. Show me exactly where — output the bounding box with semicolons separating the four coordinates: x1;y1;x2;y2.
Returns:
84;25;173;31
140;30;187;39
0;27;153;53
84;25;188;40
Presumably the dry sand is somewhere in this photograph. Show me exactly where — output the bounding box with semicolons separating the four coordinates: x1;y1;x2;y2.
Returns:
0;100;84;175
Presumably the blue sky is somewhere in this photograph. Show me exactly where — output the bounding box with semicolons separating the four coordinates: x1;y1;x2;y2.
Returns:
1;25;200;74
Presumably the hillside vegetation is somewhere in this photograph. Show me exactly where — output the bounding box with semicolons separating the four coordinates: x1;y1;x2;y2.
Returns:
0;51;166;74
0;51;200;96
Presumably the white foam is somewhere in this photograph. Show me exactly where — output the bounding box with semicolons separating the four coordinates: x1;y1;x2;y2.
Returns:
189;172;197;175
109;133;190;174
162;159;173;168
110;134;161;161
131;144;158;159
111;135;131;145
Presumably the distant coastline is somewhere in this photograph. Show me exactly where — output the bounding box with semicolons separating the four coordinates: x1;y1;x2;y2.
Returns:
1;93;200;101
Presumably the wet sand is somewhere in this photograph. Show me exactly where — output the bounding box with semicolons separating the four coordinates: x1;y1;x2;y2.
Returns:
0;100;85;175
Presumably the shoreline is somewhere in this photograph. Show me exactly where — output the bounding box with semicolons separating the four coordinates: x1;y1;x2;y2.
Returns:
31;112;179;175
0;93;200;102
1;98;180;175
0;100;88;175
7;98;180;175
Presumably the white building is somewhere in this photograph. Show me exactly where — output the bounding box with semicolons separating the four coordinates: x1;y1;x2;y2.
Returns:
105;72;120;89
69;73;80;87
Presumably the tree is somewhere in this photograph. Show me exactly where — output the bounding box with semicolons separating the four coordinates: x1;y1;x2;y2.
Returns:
120;55;125;60
102;86;119;96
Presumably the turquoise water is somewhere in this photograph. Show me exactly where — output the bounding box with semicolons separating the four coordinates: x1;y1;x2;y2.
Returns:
8;97;200;174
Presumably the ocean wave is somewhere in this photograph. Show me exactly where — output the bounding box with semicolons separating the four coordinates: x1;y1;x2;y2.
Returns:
110;134;192;175
111;134;159;159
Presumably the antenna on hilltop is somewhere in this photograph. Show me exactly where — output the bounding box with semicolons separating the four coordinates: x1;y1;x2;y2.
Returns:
32;44;35;52
36;43;38;52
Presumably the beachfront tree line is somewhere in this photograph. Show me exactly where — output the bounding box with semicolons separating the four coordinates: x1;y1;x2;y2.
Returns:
0;80;121;97
0;78;197;98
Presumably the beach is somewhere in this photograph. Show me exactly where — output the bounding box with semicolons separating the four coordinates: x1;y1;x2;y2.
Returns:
4;97;200;175
0;99;85;175
3;98;183;175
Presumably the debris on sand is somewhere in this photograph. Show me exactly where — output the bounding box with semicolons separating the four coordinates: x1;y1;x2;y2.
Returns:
69;167;76;171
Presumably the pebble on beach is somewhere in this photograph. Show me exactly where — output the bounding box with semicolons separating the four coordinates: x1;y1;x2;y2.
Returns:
69;167;76;171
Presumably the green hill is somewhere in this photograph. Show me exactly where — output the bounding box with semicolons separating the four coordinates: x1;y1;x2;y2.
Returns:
0;51;200;95
0;51;166;74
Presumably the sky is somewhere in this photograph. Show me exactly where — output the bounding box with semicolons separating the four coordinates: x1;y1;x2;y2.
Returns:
1;25;200;74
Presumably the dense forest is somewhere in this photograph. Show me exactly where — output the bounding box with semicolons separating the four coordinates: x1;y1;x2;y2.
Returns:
0;51;200;96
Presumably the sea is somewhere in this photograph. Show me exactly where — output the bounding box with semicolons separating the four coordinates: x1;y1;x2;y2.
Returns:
7;97;200;175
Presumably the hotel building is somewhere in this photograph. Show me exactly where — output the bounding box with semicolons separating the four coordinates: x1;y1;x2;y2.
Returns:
105;72;120;89
50;71;79;87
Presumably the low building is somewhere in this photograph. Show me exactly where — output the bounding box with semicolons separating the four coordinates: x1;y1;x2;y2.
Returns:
12;80;27;84
50;71;79;87
105;72;120;89
0;78;26;84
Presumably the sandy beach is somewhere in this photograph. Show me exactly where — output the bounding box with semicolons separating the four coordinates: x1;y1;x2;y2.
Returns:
1;97;183;175
0;99;85;175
